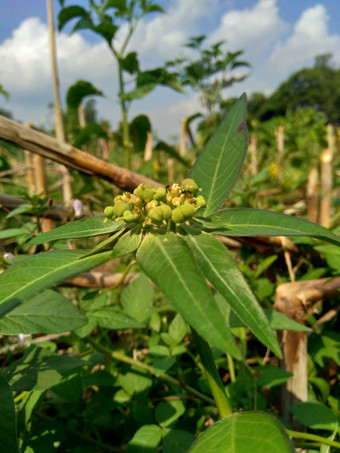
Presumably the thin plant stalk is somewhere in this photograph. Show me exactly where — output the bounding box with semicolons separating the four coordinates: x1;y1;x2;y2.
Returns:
192;329;233;418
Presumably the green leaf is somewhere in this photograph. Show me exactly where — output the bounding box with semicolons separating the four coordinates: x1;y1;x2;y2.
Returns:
162;429;195;453
136;232;240;358
256;365;293;387
189;94;248;216
187;411;295;453
0;227;31;239
121;274;154;322
29;216;124;244
92;22;118;45
206;208;340;246
127;424;162;452
58;5;90;31
112;227;142;258
290;402;338;431
180;229;281;357
4;346;87;392
0;249;113;316
168;314;188;344
66;80;103;110
118;371;152;398
0;290;88;335
88;306;145;330
155;399;185;427
120;51;139;74
0;376;18;453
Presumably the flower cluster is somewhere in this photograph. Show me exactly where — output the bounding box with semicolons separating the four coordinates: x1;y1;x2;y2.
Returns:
104;179;206;228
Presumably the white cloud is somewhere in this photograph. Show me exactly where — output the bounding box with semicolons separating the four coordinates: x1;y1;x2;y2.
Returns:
267;4;340;76
1;1;340;140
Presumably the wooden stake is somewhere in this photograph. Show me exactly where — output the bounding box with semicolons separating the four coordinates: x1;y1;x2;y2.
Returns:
276;125;284;183
320;124;334;227
179;117;187;156
47;0;73;207
25;150;35;193
306;167;319;223
249;133;258;175
143;131;153;161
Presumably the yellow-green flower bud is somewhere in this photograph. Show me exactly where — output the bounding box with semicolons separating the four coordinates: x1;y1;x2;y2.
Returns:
114;201;131;217
182;178;199;195
196;195;206;208
142;188;156;202
154;187;166;200
122;210;135;221
159;204;172;220
171;206;185;224
104;206;114;218
148;207;163;224
182;202;195;219
133;185;144;197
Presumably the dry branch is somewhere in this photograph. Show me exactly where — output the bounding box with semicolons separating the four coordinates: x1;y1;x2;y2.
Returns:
0;115;161;191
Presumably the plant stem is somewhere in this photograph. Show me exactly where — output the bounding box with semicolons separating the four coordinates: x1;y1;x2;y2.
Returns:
226;353;236;382
86;336;215;406
287;429;340;449
192;329;233;418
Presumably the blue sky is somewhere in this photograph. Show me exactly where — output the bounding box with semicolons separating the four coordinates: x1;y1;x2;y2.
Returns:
0;0;339;140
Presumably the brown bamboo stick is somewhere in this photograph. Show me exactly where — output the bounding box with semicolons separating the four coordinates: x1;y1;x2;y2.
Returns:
320;124;334;227
276;124;284;183
249;133;258;175
0;115;161;191
143;131;153;161
306;167;319;223
179;117;187;156
47;0;73;207
274;277;340;429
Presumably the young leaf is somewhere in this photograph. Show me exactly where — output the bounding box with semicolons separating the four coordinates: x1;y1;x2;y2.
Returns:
58;5;90;31
112;227;142;258
87;306;145;330
121;274;154;322
29;216;124;245
0;290;88;335
127;424;162;452
206;208;340;246
0;250;113;316
180;229;281;357
189;94;248;216
187;411;295;453
136;232;240;358
4;345;88;392
0;376;18;453
290;402;338;431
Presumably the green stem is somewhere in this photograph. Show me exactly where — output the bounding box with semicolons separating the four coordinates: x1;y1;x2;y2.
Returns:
226;353;236;383
86;336;215;406
192;329;233;418
287;429;340;449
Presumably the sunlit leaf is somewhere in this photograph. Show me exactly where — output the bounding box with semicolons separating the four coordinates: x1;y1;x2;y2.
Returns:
189;94;248;215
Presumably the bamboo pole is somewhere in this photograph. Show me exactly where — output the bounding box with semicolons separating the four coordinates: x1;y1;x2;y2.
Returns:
274;277;340;430
25;150;35;193
143;131;153;161
249;133;258;175
0;115;161;191
319;124;334;227
47;0;73;207
179;117;187;157
306;167;319;223
276;124;284;183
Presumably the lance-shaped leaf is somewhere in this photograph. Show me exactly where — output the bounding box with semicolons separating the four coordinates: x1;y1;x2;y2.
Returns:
189;94;248;216
187;411;295;453
0;290;88;335
205;208;340;246
180;228;281;357
0;250;113;317
0;376;18;453
136;232;240;358
30;216;124;245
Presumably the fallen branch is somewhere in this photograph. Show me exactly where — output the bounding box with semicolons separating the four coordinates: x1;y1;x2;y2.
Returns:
0;115;161;191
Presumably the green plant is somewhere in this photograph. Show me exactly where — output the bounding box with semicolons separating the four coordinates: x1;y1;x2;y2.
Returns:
58;0;183;167
1;95;340;452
